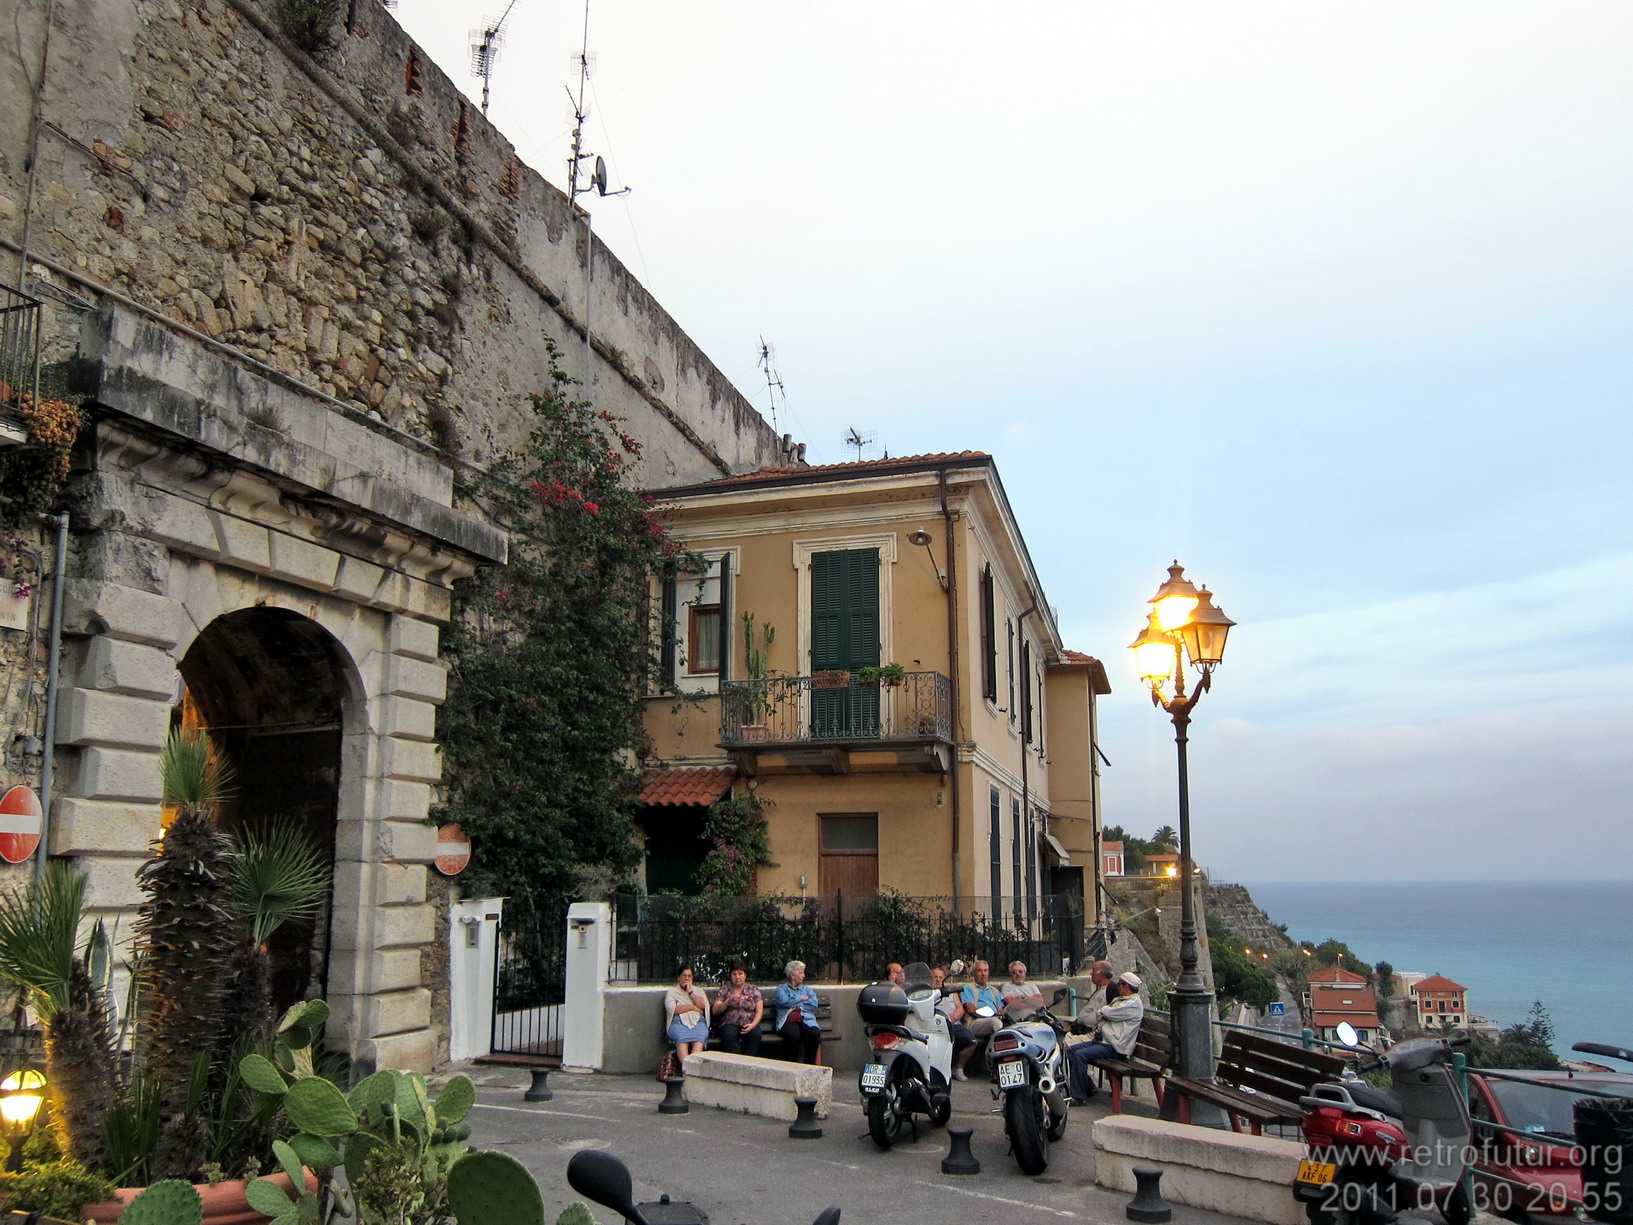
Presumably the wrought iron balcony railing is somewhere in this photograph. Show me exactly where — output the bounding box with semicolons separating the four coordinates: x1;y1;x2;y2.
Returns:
0;286;41;436
720;670;952;746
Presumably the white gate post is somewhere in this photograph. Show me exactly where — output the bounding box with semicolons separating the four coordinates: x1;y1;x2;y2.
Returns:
447;897;505;1062
561;901;611;1071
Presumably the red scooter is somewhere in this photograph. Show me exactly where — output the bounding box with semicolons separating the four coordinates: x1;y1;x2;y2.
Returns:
1293;1023;1475;1225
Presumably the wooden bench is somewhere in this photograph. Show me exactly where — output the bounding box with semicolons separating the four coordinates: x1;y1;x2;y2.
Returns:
1091;1014;1175;1113
700;991;842;1063
1166;1029;1347;1135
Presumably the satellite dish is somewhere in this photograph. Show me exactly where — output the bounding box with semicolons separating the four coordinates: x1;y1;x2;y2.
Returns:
592;156;609;196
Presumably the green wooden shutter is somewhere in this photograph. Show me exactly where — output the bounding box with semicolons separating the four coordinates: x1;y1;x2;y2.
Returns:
981;566;997;702
717;561;732;682
811;548;880;737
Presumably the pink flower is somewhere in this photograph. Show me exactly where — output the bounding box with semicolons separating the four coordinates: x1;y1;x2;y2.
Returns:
583;502;600;515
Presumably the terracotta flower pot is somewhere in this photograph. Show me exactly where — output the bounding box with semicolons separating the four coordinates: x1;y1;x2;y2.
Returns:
82;1171;318;1224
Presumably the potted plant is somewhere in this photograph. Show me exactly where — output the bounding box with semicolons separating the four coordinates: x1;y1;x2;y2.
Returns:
811;669;849;689
739;612;776;739
857;663;907;687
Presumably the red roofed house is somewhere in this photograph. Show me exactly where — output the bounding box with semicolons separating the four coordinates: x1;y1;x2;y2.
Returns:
1102;840;1125;877
1309;981;1383;1045
1411;974;1468;1029
638;452;1113;929
1143;852;1180;878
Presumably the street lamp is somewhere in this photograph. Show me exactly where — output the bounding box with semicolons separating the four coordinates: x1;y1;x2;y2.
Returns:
0;1068;46;1171
1128;561;1235;1091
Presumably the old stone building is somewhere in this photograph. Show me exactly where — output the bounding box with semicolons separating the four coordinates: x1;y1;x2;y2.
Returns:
0;0;781;1069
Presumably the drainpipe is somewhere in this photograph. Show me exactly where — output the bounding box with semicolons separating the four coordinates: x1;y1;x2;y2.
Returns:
1016;593;1038;910
938;471;961;911
36;511;68;882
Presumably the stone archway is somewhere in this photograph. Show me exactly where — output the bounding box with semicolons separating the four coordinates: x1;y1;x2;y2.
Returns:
177;607;356;1015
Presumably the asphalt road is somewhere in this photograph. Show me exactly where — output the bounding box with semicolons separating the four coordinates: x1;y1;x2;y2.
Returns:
458;1066;1264;1225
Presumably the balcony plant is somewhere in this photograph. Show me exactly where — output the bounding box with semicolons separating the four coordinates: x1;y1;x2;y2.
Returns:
857;663;906;688
739;612;776;733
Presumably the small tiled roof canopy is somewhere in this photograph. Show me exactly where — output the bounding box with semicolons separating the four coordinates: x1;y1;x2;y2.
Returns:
636;765;737;807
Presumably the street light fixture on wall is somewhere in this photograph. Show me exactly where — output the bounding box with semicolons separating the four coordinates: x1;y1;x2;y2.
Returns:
0;1067;46;1171
1128;561;1236;1090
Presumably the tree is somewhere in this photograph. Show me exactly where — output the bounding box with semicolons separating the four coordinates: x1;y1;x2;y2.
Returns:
1466;1001;1561;1071
1374;961;1395;996
1150;825;1179;851
436;351;687;904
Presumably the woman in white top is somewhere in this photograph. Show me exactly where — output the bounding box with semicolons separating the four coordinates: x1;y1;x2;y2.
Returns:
664;964;711;1065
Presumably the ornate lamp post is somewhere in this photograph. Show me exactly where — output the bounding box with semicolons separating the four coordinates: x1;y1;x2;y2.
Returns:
1128;562;1235;1088
0;1067;46;1171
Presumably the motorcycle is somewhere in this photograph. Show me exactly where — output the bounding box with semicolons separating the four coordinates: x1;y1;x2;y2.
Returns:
986;987;1072;1175
1294;1021;1474;1225
856;960;954;1148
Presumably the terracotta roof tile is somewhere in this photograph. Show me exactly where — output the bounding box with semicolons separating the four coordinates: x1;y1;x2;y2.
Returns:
1061;649;1097;663
1412;974;1466;992
1308;966;1368;985
637;765;736;807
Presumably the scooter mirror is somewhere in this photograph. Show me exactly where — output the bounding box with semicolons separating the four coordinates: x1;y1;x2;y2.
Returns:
1335;1022;1360;1048
1052;987;1070;1004
567;1149;651;1225
812;1208;842;1225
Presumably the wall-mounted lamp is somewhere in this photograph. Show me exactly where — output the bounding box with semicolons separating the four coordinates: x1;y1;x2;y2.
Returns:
907;527;948;591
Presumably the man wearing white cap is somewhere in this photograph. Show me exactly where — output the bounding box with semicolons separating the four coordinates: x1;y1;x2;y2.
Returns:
1066;970;1145;1104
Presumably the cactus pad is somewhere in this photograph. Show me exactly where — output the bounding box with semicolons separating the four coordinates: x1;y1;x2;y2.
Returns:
285;1074;360;1137
447;1149;546;1225
120;1178;203;1225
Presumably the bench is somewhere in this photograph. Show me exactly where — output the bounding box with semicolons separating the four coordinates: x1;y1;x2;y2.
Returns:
701;991;842;1063
1091;1014;1176;1113
1166;1030;1347;1135
680;1051;833;1120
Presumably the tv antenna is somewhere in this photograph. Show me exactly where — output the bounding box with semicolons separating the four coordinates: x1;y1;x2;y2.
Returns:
566;5;629;204
757;337;786;434
844;428;876;461
469;0;519;116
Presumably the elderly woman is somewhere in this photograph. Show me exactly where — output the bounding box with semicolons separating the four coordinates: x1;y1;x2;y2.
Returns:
663;964;711;1066
771;959;822;1064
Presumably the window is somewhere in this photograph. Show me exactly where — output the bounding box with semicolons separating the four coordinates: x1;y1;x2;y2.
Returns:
980;566;997;703
669;554;731;683
989;786;1002;907
1011;797;1022;905
1024;808;1037;912
688;605;722;672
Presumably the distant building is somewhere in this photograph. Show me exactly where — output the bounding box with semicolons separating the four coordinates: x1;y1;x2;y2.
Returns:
1102;841;1125;877
1411;974;1469;1029
1309;981;1384;1046
1144;852;1180;877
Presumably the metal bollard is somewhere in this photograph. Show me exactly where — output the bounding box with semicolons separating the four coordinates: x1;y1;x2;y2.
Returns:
1126;1166;1172;1223
658;1076;689;1114
789;1096;823;1140
524;1068;553;1102
941;1126;979;1175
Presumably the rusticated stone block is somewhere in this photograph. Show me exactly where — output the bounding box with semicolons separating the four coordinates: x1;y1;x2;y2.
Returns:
75;746;163;803
61;581;179;648
78;638;177;699
50;797;162;857
59;689;168;750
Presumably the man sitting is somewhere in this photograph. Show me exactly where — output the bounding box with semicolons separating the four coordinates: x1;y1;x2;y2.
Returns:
999;960;1046;1020
1066;970;1145;1105
932;965;976;1080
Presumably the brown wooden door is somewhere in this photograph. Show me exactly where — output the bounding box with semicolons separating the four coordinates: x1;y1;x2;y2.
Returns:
819;813;878;916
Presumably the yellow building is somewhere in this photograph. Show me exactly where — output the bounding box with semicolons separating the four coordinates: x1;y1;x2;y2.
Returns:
638;453;1111;937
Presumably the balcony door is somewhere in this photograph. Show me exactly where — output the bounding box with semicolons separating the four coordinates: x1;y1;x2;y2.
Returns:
811;548;880;738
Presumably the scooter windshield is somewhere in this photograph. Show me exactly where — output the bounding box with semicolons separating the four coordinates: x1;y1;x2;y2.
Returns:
904;961;934;995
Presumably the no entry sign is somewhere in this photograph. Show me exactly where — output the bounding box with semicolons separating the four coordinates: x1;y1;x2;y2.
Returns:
0;786;43;864
434;823;471;876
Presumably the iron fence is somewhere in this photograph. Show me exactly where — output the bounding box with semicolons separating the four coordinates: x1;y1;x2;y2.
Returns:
610;892;1086;985
490;896;568;1061
719;671;951;745
0;285;41;413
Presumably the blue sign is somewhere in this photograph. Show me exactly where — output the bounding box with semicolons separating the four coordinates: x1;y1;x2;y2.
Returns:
1269;1002;1286;1016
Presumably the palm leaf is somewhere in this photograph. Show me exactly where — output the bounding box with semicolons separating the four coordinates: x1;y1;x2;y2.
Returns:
227;821;330;947
160;729;234;813
0;861;88;1019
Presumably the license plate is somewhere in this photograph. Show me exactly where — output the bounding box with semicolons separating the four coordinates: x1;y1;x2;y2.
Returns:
1296;1160;1336;1186
997;1060;1027;1089
860;1064;889;1093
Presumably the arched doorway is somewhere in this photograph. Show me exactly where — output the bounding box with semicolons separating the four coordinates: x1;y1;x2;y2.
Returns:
175;608;352;1015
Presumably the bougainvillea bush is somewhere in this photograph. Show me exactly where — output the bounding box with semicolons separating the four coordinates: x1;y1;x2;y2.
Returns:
435;350;690;903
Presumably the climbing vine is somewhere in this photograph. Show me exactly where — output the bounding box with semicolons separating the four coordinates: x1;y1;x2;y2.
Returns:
697;793;777;898
434;347;689;903
0;395;84;526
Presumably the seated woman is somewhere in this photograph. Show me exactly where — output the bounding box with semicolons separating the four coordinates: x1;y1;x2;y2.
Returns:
932;965;976;1081
711;960;764;1056
771;959;822;1064
663;964;711;1069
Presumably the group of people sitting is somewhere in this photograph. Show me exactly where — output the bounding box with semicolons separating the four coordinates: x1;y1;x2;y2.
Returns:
662;955;1146;1103
662;958;826;1067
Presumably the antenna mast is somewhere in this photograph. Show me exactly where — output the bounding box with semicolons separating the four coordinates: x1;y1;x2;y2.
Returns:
469;0;519;116
845;428;876;461
757;337;785;434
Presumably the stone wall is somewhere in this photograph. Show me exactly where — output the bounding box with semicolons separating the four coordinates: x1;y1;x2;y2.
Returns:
1207;882;1294;952
0;0;782;485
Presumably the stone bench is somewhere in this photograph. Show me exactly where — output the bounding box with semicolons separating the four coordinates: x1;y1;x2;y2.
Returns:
681;1052;833;1121
1092;1114;1305;1225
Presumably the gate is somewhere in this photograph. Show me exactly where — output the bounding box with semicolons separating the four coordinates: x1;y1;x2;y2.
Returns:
490;897;567;1061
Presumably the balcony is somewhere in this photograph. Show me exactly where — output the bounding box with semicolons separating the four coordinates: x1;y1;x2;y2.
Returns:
719;670;952;774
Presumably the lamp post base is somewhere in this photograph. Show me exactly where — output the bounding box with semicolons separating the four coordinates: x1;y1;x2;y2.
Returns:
1159;983;1223;1125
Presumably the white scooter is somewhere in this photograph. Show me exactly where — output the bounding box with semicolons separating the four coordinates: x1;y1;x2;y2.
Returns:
856;960;953;1148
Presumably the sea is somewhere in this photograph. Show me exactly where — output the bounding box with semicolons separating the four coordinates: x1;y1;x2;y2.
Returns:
1240;880;1633;1055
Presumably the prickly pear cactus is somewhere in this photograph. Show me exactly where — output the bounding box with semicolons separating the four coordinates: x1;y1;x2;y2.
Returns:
120;1178;204;1225
447;1149;546;1225
558;1203;597;1225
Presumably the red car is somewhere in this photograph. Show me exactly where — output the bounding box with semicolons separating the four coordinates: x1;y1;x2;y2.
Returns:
1467;1070;1633;1222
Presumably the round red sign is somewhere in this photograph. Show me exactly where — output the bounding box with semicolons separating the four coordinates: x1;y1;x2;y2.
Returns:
434;823;471;877
0;786;43;864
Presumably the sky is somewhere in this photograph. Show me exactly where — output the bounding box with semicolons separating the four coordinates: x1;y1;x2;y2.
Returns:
392;2;1633;882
